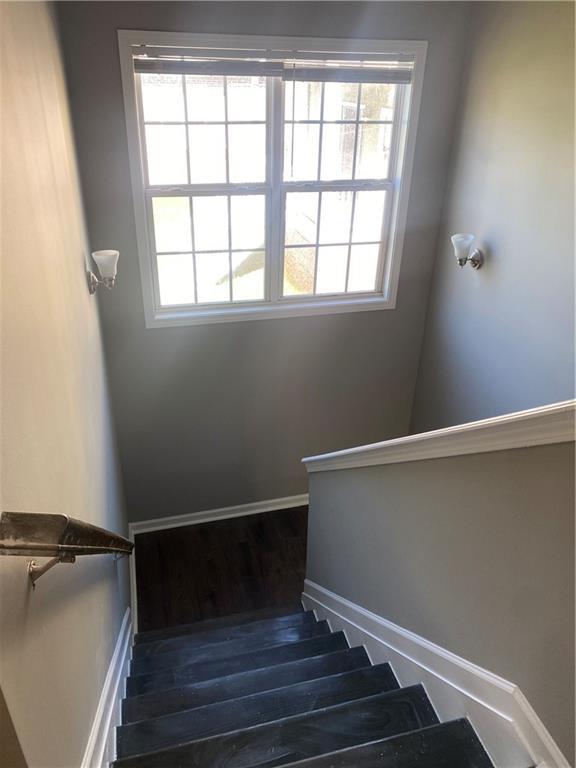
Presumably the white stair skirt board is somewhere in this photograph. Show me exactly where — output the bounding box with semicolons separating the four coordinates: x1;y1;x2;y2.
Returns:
81;608;132;768
128;494;309;633
303;580;569;768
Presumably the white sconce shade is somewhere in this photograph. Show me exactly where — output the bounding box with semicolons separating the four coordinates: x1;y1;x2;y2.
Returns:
87;250;120;293
451;234;474;265
451;233;483;270
92;250;119;280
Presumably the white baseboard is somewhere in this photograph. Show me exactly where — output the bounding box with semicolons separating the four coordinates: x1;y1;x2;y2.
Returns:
129;494;309;632
303;580;569;768
81;608;132;768
129;493;309;537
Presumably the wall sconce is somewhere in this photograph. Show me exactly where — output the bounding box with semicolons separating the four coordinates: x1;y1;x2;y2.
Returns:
87;250;119;294
451;234;483;270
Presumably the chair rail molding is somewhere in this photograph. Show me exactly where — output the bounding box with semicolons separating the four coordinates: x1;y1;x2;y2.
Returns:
303;580;569;768
81;607;132;768
303;400;575;473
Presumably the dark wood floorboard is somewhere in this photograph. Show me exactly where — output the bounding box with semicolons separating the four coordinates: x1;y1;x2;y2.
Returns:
135;507;308;632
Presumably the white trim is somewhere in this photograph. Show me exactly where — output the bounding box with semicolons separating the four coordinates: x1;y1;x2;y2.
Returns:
128;494;309;632
81;608;132;768
303;400;575;472
303;580;569;768
129;493;309;537
117;30;427;328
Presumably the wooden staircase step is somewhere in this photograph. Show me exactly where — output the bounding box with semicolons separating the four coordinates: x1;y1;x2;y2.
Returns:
117;664;400;759
130;621;330;677
281;719;495;767
132;611;316;659
113;685;438;767
122;647;371;724
126;632;349;697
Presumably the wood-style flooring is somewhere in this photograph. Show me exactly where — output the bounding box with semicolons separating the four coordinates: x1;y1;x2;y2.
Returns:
134;507;308;632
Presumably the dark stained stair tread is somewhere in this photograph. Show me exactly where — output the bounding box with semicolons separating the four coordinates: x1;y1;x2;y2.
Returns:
116;664;401;758
133;611;317;659
126;632;349;697
134;603;304;645
130;621;331;676
281;719;495;767
123;647;372;724
113;685;438;768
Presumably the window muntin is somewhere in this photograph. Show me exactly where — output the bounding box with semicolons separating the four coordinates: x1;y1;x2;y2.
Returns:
120;35;425;325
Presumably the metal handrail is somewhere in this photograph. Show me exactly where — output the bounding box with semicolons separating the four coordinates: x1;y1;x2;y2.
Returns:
0;511;134;587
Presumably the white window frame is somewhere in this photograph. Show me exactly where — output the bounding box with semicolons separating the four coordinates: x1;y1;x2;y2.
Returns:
118;31;427;328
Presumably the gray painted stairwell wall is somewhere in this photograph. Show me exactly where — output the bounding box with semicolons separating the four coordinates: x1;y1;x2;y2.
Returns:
56;1;472;522
411;2;575;431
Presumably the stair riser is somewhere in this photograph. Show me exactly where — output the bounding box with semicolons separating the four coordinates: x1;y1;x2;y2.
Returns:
113;685;438;768
133;612;316;659
130;622;330;676
123;647;372;724
126;632;349;697
117;664;400;759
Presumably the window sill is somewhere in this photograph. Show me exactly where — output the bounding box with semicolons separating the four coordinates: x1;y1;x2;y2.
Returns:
146;294;395;328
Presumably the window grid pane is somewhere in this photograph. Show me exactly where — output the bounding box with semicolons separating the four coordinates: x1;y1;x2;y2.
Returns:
282;188;387;298
152;194;267;307
284;82;395;183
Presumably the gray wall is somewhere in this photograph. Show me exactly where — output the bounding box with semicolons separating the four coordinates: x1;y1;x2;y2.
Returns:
0;5;129;766
412;2;575;431
306;442;575;760
56;2;472;522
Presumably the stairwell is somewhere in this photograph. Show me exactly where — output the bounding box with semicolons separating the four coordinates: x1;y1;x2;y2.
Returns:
113;604;494;767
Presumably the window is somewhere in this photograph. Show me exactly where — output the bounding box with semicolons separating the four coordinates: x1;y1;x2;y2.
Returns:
119;32;426;326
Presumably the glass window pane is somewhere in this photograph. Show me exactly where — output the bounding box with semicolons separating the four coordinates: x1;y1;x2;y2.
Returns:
359;83;396;122
320;123;355;180
145;125;188;185
227;76;266;121
284;124;319;181
285;192;318;246
283;248;315;296
141;74;184;122
195;251;230;303
323;82;358;122
316;246;348;294
228;125;266;183
157;253;195;306
152;197;192;253
185;75;225;121
352;191;386;243
231;251;265;301
348;244;380;292
230;196;265;251
188;125;226;184
193;196;229;251
285;81;322;121
319;190;353;245
355;123;392;179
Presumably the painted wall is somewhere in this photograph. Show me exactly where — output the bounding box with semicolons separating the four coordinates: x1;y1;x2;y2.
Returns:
56;1;472;522
412;2;575;431
306;442;575;760
0;5;129;766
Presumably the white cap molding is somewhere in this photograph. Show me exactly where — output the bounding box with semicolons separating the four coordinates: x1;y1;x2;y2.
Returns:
303;400;575;473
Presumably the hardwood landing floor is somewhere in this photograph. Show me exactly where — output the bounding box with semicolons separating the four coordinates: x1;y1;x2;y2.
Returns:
135;507;308;632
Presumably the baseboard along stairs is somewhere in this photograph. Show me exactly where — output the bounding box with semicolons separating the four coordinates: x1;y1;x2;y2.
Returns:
112;603;498;767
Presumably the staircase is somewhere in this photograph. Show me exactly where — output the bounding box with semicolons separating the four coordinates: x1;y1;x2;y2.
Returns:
113;604;495;767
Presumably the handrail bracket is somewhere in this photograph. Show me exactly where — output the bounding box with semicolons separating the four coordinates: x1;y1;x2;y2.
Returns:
27;554;77;588
27;555;76;589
